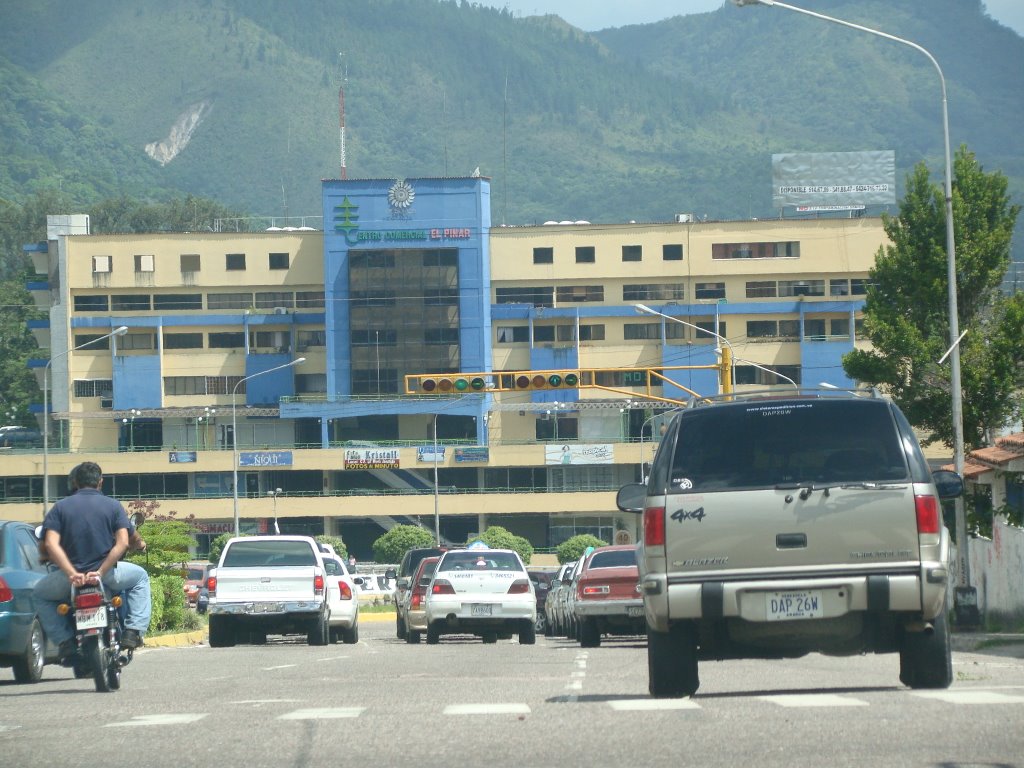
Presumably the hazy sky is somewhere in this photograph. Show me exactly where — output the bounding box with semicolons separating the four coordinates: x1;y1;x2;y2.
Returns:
488;1;1024;37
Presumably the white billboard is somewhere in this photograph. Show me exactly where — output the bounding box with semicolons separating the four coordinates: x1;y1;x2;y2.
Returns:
772;150;896;208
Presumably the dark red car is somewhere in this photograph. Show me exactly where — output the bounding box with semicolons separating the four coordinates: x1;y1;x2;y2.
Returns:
572;545;643;647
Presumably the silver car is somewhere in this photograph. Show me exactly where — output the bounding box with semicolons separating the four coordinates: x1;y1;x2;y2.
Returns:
617;389;964;698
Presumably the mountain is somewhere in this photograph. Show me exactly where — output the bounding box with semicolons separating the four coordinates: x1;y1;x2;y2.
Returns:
0;0;1020;249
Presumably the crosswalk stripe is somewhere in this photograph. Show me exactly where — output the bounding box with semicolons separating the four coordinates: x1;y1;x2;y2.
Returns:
760;694;869;707
278;708;365;720
608;699;700;711
105;714;208;727
444;703;531;715
911;690;1024;705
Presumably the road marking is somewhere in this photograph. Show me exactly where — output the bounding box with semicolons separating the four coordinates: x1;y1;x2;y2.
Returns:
444;704;531;715
262;664;297;670
231;699;299;705
278;708;365;720
317;656;349;661
0;724;22;733
911;690;1024;705
105;714;208;727
608;699;700;711
565;680;583;691
760;694;869;708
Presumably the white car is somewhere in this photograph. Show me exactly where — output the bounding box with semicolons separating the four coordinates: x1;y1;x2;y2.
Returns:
424;548;536;645
322;557;359;644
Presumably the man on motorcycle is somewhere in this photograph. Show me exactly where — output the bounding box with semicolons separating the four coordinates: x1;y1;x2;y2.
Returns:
33;461;152;662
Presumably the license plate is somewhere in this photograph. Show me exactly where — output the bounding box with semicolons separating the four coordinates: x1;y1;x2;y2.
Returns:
76;607;108;630
766;590;823;621
470;603;493;617
626;606;644;618
248;602;283;614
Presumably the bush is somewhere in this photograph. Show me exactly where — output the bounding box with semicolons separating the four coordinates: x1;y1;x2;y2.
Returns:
372;525;436;563
556;534;607;564
469;525;533;564
315;534;348;560
152;574;187;632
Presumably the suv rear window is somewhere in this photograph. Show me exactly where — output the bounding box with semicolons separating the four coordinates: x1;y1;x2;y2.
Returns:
222;540;317;567
661;400;908;492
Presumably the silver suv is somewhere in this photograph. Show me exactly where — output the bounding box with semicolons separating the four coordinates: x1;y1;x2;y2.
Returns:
616;389;964;698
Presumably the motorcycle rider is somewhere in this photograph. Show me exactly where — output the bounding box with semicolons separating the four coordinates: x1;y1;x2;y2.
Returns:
33;461;152;662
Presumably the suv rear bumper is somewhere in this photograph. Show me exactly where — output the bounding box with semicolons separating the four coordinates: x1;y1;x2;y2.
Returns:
209;600;323;616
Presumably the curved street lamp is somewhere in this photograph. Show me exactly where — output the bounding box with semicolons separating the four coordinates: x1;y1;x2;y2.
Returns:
232;357;305;536
634;303;735;392
42;325;128;513
733;0;971;606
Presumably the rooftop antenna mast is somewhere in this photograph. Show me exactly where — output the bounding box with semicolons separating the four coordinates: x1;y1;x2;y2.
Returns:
338;52;348;179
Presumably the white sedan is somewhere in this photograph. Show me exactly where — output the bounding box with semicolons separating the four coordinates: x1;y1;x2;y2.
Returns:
322;557;359;643
424;548;536;645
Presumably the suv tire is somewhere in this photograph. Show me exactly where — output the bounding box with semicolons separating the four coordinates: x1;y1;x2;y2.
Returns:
208;616;236;648
579;617;601;648
406;630;421;644
898;604;953;689
426;623;440;645
519;619;536;645
307;612;329;646
648;623;699;698
396;613;407;640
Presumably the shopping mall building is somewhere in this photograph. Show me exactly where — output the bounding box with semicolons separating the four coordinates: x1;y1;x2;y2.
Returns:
4;176;884;557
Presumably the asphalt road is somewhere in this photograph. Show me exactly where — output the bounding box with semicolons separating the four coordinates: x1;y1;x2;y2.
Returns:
2;619;1022;768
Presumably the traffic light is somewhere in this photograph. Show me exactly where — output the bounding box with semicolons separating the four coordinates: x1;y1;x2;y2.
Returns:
512;371;580;391
417;374;488;394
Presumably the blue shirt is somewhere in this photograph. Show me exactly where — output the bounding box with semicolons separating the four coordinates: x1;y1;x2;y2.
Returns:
42;488;130;572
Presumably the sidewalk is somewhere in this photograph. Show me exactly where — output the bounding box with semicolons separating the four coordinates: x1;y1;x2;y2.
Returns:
144;611;397;649
951;631;1024;658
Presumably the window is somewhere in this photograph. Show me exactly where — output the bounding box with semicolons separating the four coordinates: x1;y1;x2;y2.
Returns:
746;320;778;338
555;324;605;343
134;254;155;273
735;365;802;386
830;318;851;337
829;279;850;296
350;290;395;307
269;252;289;270
495;287;554;307
164;376;244;396
622;245;642;262
208;332;245;349
255;292;295;309
665;323;687;341
73;379;112;398
111;294;151;311
575;246;595;264
662;244;683;261
297;330;326;350
296;373;327;394
555;285;603;303
746;281;777;298
624;323;661;340
533;326;556;342
164;333;204;350
695;282;725;300
225;253;246;271
804;319;827;338
208;292;253;310
496;326;530;344
296;291;325;308
250;331;290;351
695;320;726;339
74;295;109;312
779;279;824;297
180;254;200;272
424;328;459;345
350;251;396;269
712;241;800;260
153;294;202;311
850;279;871;296
121;333;155;350
623;284;686;302
423;249;458;267
351;330;398;346
424;288;459;306
73;334;110;351
351;368;399;395
778;320;800;339
533;247;553;265
92;255;111;274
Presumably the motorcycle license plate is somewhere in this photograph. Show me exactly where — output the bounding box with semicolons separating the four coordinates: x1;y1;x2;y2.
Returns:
76;607;108;630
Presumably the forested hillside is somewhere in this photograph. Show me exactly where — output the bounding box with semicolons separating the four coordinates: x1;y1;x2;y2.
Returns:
0;0;1020;241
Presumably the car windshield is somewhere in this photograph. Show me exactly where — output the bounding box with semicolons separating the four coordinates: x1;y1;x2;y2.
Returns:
665;400;908;492
589;550;636;568
222;540;317;567
439;551;523;572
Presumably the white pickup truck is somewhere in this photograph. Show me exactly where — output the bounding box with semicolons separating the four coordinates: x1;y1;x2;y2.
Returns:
206;535;330;647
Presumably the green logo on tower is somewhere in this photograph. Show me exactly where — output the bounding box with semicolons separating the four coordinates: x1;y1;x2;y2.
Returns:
333;197;360;245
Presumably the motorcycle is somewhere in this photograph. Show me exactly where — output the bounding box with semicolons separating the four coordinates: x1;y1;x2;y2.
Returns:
59;580;133;692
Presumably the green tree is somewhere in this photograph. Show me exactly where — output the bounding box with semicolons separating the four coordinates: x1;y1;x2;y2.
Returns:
315;534;348;560
372;524;435;564
843;147;1024;450
468;525;533;564
556;534;607;565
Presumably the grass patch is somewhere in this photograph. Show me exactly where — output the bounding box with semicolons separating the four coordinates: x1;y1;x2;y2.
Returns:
358;602;397;614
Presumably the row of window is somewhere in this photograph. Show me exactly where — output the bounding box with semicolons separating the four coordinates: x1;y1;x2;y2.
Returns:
495;318;862;344
73;330;327;352
533;244;684;265
494;277;869;307
91;252;292;275
73;291;326;313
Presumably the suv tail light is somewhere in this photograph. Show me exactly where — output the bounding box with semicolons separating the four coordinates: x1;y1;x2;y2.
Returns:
313;574;325;595
507;579;531;594
644;505;666;548
431;579;456;595
411;592;423;609
339;581;353;600
206;575;217;596
0;577;12;603
915;493;940;535
75;591;103;609
582;585;610;596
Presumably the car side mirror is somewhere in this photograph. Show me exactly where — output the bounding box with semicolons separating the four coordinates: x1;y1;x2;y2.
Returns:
616;483;646;513
131;512;146;529
352;576;365;586
34;524;44;539
385;568;397;580
932;469;964;500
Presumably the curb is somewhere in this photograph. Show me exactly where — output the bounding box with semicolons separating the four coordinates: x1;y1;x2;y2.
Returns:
142;612;398;648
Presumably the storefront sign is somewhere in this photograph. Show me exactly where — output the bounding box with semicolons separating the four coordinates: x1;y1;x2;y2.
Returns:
168;451;197;463
545;444;614;465
239;451;293;467
454;447;490;463
417;446;446;463
344;447;400;470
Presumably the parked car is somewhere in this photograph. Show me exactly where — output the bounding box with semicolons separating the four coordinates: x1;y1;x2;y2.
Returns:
0;427;43;450
424;548;536;645
572;545;643;648
183;561;211;606
322;556;360;644
392;546;447;639
402;556;440;644
616;388;965;698
544;561;576;638
560;557;588;640
527;567;558;634
0;520;58;682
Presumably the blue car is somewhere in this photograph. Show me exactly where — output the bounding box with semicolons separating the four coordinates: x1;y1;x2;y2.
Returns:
0;520;58;682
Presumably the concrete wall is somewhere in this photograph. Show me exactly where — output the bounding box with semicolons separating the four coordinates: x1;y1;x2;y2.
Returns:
968;516;1024;622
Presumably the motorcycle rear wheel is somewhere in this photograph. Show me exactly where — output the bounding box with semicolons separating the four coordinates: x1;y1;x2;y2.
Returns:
85;637;113;693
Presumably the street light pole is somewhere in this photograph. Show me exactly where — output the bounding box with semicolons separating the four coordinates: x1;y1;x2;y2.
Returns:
42;325;128;514
733;0;968;593
232;357;305;536
635;303;735;393
268;487;282;535
432;413;440;546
